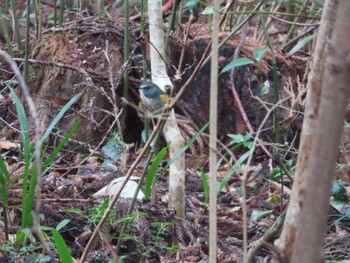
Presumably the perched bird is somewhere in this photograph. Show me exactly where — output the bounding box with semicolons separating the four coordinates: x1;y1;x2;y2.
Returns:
138;82;169;112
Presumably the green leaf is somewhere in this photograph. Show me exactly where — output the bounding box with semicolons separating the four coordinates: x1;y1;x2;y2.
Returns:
203;6;214;15
288;33;317;55
184;0;198;12
331;180;348;202
199;167;209;204
260;80;270;95
38;255;52;263
243;132;253;141
227;134;245;144
115;212;146;224
0;157;10;183
20;228;36;243
56;219;70;231
47;13;55;19
39;226;52;231
0;168;9;207
9;88;34;231
244;141;254;150
221;58;254;74
52;228;73;263
144;146;168;200
312;0;323;8
253;47;267;62
227;132;254;149
5;79;19;85
9;87;30;158
163;244;180;253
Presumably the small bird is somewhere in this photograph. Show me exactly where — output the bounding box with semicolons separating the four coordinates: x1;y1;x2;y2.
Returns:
138;82;169;112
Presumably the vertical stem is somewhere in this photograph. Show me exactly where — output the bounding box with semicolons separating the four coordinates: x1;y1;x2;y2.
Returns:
0;15;13;56
176;1;183;35
54;0;57;27
260;14;280;147
59;0;64;26
24;0;31;82
98;0;105;16
123;0;129;95
141;0;147;80
122;0;130;131
282;0;307;46
165;0;180;55
33;0;42;40
10;0;23;50
241;176;248;261
209;0;220;261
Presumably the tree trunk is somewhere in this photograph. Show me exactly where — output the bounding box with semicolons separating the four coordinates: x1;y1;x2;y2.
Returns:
274;0;350;262
148;0;186;218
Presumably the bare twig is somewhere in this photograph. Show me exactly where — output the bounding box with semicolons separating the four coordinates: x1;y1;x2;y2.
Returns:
175;13;193;81
246;210;286;262
0;116;20;132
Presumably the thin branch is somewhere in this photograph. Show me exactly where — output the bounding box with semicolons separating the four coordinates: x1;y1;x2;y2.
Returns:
246;210;286;262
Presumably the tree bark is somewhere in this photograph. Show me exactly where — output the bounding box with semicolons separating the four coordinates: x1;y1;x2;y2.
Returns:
274;0;350;262
148;0;186;218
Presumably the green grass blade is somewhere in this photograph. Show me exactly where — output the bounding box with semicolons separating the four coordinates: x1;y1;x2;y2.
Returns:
9;87;33;229
43;119;81;172
288;33;317;55
41;92;83;144
199;167;209;204
0;157;10;207
0;157;10;183
26;165;37;218
52;228;73;263
9;87;30;158
144;146;168;199
221;58;254;74
56;219;70;231
0;169;9;207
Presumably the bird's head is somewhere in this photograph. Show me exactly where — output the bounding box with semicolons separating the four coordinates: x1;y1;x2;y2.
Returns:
138;82;164;99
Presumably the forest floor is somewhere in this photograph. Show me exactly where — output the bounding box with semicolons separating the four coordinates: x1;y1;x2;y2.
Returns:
0;1;350;262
